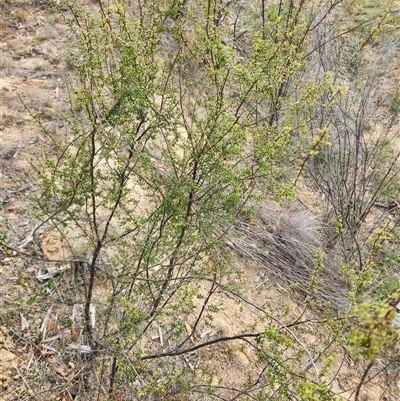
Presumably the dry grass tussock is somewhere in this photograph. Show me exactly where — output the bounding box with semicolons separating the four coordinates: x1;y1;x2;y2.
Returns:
228;204;350;310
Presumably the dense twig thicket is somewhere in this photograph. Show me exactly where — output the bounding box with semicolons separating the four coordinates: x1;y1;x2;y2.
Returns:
1;0;400;400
